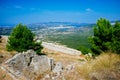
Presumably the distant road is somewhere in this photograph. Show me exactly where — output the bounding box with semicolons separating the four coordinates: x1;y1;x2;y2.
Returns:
42;42;81;55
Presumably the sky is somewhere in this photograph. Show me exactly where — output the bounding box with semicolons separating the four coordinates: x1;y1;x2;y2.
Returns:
0;0;120;24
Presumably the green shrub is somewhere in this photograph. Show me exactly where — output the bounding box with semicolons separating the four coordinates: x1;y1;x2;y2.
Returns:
77;46;91;55
32;42;43;55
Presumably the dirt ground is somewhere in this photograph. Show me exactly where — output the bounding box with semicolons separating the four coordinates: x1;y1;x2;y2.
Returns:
42;48;81;67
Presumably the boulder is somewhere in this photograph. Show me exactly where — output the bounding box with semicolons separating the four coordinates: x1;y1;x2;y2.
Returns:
2;50;54;80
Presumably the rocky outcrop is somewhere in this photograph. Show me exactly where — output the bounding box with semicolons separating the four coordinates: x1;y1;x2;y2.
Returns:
53;62;63;76
1;50;78;80
42;63;76;80
2;50;54;80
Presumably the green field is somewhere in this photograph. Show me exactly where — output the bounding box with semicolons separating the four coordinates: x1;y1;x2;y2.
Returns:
43;27;93;50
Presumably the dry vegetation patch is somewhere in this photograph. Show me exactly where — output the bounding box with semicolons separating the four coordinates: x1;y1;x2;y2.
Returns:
0;68;13;80
0;36;16;80
77;53;120;80
42;48;80;66
0;36;16;63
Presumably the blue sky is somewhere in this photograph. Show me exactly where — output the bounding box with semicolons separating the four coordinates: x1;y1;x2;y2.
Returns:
0;0;120;24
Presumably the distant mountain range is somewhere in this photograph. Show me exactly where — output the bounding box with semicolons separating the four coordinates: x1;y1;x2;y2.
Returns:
28;22;95;28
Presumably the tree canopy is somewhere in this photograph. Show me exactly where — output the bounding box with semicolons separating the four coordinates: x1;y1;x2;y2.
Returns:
89;18;120;55
112;21;120;53
7;23;43;54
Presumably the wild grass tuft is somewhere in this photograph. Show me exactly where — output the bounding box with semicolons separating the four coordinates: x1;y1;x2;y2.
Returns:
77;52;120;80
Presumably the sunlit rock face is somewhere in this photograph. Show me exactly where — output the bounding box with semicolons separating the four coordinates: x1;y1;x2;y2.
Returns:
3;50;54;80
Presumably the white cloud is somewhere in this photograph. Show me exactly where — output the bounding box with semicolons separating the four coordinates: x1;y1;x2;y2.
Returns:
86;8;92;12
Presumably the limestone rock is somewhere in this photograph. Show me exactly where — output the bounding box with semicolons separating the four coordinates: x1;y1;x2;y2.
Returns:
3;50;54;80
53;62;63;76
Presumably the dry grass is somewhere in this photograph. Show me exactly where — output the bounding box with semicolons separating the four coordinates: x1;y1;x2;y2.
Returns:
0;68;13;80
63;67;85;80
0;36;16;80
0;36;16;61
77;52;120;80
35;70;51;80
62;52;120;80
0;36;8;53
42;48;80;66
92;53;120;70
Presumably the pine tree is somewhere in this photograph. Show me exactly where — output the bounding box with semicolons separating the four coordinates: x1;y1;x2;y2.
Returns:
7;23;43;53
112;21;120;54
89;18;113;55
